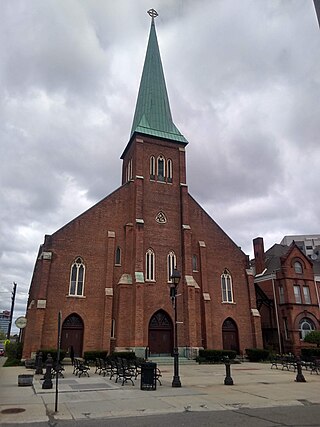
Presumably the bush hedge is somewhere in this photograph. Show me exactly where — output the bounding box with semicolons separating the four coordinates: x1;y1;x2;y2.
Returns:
4;358;24;367
38;349;67;363
301;348;320;361
197;349;236;364
111;351;136;360
5;341;23;360
2;341;23;367
84;351;108;363
245;348;270;362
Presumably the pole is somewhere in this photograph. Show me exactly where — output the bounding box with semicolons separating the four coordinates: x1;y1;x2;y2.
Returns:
7;282;17;340
55;311;62;412
172;294;181;387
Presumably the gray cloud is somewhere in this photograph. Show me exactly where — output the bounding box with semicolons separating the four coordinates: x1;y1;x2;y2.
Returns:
1;0;320;331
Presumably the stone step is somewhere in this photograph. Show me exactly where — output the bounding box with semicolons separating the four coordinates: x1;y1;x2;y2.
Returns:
147;356;196;365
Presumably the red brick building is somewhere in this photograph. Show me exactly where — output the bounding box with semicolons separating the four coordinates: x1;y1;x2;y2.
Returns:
253;237;320;354
22;13;262;360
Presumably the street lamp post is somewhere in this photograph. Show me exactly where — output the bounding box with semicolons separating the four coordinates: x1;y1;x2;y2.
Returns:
170;268;182;387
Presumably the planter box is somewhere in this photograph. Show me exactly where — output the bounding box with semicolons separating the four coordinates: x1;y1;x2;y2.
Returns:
18;374;34;386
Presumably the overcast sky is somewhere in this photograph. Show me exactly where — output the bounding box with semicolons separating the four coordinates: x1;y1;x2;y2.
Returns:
1;0;320;333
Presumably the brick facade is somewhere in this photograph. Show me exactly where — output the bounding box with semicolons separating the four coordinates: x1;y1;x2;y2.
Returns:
22;16;262;359
22;134;262;359
253;237;320;354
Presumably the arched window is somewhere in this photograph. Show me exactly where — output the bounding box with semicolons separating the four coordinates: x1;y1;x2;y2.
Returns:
167;159;172;183
146;248;155;281
157;155;165;182
111;319;116;338
192;255;198;272
150;156;155;180
126;158;132;182
115;246;121;265
69;257;85;296
167;251;176;282
299;318;315;340
294;261;303;274
221;269;233;303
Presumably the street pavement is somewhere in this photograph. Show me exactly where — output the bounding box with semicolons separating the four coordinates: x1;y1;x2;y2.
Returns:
1;357;320;425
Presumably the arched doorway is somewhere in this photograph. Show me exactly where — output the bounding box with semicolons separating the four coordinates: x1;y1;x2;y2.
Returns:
148;310;173;356
60;313;84;357
222;318;239;353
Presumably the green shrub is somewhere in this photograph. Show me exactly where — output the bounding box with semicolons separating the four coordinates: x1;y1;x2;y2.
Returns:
5;341;22;360
3;358;24;367
38;349;66;363
111;351;136;360
303;331;320;347
301;348;320;361
84;350;108;363
245;348;269;362
197;349;236;363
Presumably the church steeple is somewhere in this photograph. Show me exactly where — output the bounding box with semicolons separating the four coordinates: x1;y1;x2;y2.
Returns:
130;9;188;144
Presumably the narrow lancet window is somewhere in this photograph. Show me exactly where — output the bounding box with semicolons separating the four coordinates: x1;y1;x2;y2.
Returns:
146;248;155;281
69;257;85;296
150;156;155;180
157;156;165;181
167;159;172;183
221;269;233;303
167;251;176;282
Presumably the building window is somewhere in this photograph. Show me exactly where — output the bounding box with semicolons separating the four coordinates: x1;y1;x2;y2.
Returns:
111;319;116;338
283;318;289;340
294;261;303;274
221;269;233;303
167;159;172;183
157;156;165;182
293;285;302;304
146;249;155;281
167;251;176;282
69;257;85;296
126;158;132;182
192;255;198;272
299;318;315;340
303;286;311;304
115;246;121;265
150;156;155;180
279;285;285;304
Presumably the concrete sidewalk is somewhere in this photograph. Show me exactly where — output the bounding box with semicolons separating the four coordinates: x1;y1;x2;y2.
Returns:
1;359;320;424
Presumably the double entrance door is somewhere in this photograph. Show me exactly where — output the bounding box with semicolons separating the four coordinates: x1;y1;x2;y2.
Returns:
60;314;84;357
148;310;173;356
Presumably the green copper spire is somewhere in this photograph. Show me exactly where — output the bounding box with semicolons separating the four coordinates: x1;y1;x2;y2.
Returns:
130;10;188;144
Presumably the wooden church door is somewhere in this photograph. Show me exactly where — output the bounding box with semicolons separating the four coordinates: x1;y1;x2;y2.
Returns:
222;318;239;353
60;313;84;357
148;310;173;356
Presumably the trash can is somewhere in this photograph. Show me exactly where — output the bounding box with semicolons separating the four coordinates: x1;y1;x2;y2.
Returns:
140;362;157;390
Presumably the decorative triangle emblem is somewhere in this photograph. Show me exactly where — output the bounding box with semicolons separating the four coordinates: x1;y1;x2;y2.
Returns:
155;211;167;224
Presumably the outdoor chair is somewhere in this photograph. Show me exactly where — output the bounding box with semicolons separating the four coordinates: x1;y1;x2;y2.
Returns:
73;358;90;377
114;358;135;386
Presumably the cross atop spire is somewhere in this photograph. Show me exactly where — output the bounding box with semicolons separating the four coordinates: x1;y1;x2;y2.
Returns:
147;8;158;21
128;10;188;145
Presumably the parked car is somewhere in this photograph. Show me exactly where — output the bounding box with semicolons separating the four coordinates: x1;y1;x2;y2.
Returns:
0;347;5;357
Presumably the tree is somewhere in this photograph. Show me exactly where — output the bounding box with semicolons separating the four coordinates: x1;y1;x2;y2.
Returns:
304;330;320;347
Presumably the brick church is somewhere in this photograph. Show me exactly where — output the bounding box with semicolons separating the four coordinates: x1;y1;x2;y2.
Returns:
22;11;263;360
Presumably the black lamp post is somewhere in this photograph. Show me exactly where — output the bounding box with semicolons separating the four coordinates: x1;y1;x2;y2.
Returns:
170;268;182;387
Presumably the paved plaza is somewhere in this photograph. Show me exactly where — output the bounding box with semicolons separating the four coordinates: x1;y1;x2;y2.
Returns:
1;359;320;424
